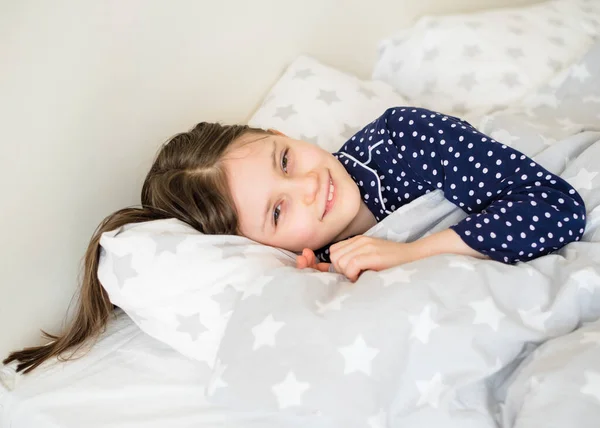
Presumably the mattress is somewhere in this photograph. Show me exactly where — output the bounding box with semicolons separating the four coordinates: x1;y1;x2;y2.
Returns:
0;310;223;428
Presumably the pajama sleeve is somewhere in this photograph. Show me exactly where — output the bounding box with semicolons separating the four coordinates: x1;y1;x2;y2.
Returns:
378;107;586;264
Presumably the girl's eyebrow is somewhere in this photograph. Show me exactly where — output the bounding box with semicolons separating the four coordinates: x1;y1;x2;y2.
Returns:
262;139;277;233
271;138;277;171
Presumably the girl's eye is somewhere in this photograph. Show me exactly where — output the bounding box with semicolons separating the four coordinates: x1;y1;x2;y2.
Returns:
273;203;282;226
281;149;289;173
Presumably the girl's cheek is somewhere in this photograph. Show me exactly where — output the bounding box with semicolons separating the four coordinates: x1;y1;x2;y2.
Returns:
288;218;319;246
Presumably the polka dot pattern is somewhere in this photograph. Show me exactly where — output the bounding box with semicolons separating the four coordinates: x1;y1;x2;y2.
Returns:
315;107;586;264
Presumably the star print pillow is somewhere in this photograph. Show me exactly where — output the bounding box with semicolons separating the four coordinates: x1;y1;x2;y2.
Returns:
248;55;407;153
95;192;459;373
372;0;600;119
97;218;296;369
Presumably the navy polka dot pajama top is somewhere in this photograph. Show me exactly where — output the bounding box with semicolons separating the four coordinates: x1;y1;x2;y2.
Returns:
316;107;586;264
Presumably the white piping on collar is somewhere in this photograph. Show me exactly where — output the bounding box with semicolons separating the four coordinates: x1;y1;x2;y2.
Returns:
364;140;384;164
337;142;392;215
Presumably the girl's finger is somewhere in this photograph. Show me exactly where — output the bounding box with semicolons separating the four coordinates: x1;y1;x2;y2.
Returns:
303;248;317;267
331;237;371;273
296;254;308;269
341;253;375;282
316;262;332;273
329;235;362;253
336;243;372;275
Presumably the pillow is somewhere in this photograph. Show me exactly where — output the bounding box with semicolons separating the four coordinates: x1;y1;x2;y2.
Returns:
248;55;407;153
97;56;406;368
372;0;600;119
98;219;295;368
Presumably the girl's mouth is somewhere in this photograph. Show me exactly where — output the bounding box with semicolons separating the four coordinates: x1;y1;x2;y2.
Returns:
323;173;335;218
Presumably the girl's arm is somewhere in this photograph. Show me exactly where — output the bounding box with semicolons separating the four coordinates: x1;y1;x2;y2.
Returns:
373;107;586;264
304;230;487;281
410;228;489;260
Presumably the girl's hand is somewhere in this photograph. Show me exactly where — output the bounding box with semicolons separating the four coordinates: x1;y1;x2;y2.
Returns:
296;248;331;272
329;236;416;282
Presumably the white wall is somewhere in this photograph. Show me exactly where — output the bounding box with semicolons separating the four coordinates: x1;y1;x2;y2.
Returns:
0;0;540;360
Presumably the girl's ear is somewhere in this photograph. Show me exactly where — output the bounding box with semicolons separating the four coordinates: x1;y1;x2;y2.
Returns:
268;128;287;137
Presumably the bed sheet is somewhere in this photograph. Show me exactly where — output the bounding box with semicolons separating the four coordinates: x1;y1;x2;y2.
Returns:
0;310;213;428
0;310;297;428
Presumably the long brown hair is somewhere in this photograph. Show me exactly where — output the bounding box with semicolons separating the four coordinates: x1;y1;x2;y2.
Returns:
3;122;269;374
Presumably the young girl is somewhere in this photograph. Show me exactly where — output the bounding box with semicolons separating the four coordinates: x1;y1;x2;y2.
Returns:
4;106;586;374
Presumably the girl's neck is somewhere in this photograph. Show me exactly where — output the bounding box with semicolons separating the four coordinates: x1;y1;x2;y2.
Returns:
332;201;377;243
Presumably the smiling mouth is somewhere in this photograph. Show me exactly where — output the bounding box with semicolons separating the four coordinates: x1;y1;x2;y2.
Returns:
322;173;335;219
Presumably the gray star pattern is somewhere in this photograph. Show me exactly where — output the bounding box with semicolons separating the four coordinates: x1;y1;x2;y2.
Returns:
154;234;187;256
585;17;600;32
548;18;564;27
341;124;361;140
423;48;439;61
391;60;403;72
274;105;297;120
466;21;483;29
112;253;138;289
219;241;244;258
391;37;405;47
547;58;563;72
300;134;319;145
421;79;437;96
458;72;477;91
506;47;524;59
176;313;207;340
488;104;506;114
502;72;520;88
211;285;240;315
463;45;482;58
452;102;467;114
359;87;376;99
397;88;412;102
317;89;340;105
426;19;440;29
293;69;314;80
509;26;524;35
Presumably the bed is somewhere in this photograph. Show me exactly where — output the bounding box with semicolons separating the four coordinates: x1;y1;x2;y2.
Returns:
3;0;600;427
1;310;295;428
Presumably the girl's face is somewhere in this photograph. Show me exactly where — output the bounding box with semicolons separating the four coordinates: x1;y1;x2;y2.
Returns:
224;132;365;252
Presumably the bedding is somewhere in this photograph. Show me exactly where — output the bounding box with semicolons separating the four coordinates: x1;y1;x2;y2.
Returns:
204;41;600;427
0;310;306;428
248;55;407;153
0;310;215;428
372;0;600;121
98;218;294;369
57;38;600;428
498;318;600;428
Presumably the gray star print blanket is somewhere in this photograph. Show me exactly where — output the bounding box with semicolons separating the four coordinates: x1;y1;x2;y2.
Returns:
204;42;600;427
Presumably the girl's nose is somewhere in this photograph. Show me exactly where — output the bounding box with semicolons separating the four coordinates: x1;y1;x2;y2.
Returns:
298;171;319;206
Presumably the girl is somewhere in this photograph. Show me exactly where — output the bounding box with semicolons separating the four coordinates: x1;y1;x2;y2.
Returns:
4;106;586;374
